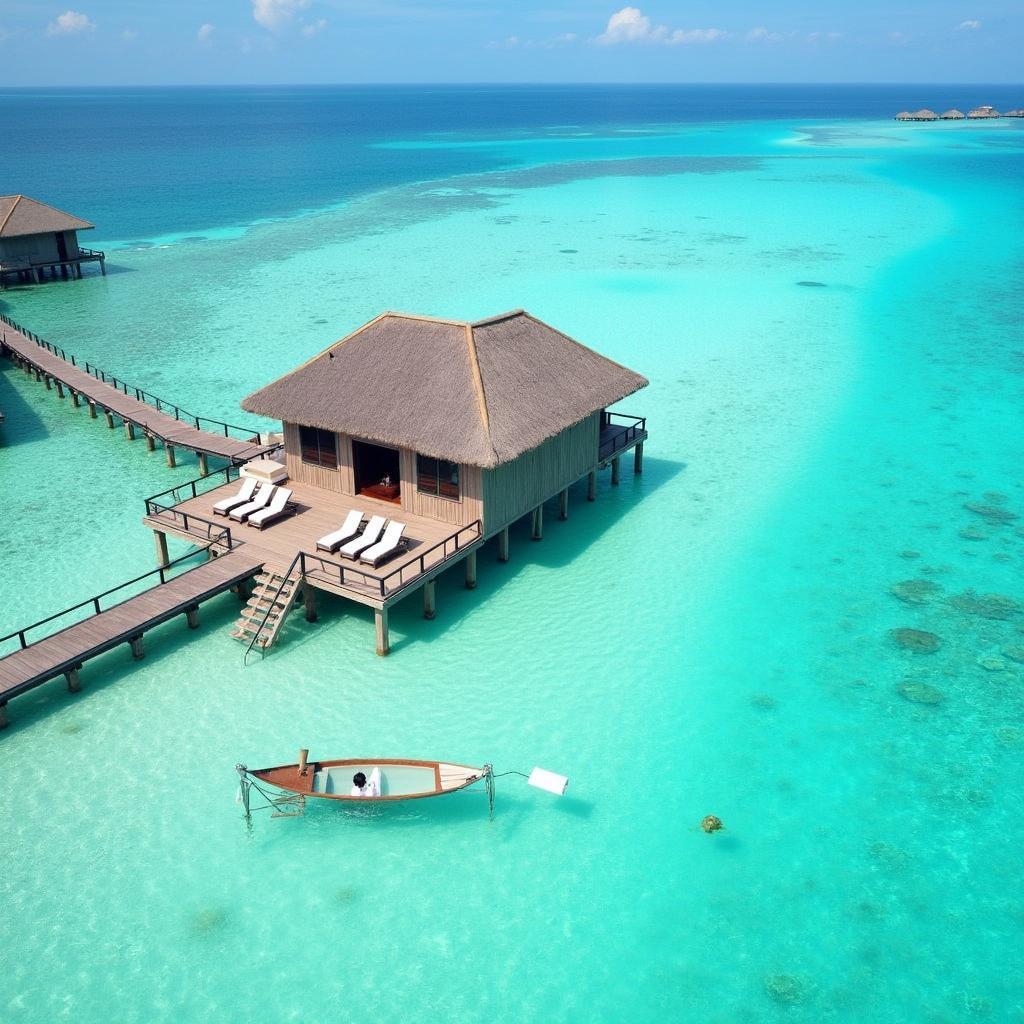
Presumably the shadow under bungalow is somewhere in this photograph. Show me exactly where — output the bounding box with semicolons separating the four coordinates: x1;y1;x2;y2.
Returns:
144;310;648;654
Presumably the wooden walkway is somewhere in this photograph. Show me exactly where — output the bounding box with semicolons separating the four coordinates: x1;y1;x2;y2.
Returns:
0;549;263;725
0;317;273;464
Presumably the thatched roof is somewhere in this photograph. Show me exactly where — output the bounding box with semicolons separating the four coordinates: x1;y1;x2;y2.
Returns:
967;106;1000;118
0;195;93;239
242;311;648;468
913;109;939;120
1004;109;1024;118
940;109;965;119
895;111;913;120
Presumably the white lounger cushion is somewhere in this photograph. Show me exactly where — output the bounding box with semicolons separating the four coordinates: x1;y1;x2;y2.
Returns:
212;477;257;514
338;515;387;558
317;509;363;550
360;521;406;565
229;483;275;521
247;487;293;527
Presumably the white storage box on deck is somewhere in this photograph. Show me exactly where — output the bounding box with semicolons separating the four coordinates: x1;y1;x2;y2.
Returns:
527;767;569;796
240;459;288;485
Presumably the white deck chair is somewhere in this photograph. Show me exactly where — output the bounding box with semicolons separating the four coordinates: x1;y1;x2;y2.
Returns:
316;509;364;553
338;515;387;560
247;487;294;530
212;477;258;516
229;482;275;522
360;521;407;567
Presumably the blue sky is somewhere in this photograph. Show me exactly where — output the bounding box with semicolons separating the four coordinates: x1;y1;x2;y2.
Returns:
0;2;1020;85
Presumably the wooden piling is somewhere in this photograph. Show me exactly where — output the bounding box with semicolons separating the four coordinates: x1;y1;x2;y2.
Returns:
153;530;169;569
165;444;176;468
129;635;145;660
198;452;209;476
88;400;97;419
374;608;390;656
44;375;52;390
185;605;200;630
611;455;621;486
124;420;135;441
65;667;81;693
634;441;644;475
587;470;597;501
497;527;510;563
55;381;64;399
423;580;436;619
104;409;115;429
465;550;478;589
558;488;569;521
531;504;544;541
304;585;318;623
145;432;156;452
70;390;80;408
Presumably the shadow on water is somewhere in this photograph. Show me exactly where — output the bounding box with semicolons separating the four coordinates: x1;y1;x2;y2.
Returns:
294;454;684;656
0;359;49;446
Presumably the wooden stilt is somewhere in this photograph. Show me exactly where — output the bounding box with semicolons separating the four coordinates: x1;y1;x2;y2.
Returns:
145;432;156;452
198;452;209;476
558;488;569;521
185;605;200;629
153;530;169;568
55;381;65;399
165;444;176;468
423;581;436;620
587;470;597;501
531;504;544;541
70;390;80;408
611;455;621;486
124;420;135;441
497;527;510;563
88;400;97;419
235;578;251;603
34;368;42;382
31;268;40;284
104;409;115;429
65;667;82;693
634;441;644;475
465;550;478;589
44;375;52;390
129;635;145;660
374;608;390;656
304;585;318;623
100;259;106;277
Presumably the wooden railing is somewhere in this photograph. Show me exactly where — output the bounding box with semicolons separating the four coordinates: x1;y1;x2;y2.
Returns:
0;312;266;443
599;412;647;462
0;543;224;657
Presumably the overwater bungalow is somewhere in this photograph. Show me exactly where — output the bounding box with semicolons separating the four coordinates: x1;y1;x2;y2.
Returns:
894;111;913;121
144;310;649;654
0;195;106;286
908;109;939;121
967;106;1000;119
1004;109;1024;118
940;109;966;120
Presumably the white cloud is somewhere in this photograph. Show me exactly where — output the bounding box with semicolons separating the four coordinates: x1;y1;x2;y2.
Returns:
46;10;95;36
197;23;215;45
957;19;981;30
301;17;328;37
746;27;783;43
596;7;724;46
252;0;310;31
806;30;842;44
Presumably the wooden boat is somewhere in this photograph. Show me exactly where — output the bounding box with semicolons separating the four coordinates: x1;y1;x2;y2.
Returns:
236;751;491;816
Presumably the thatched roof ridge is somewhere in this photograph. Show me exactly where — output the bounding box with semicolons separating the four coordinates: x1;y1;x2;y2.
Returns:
241;311;648;468
894;111;913;120
940;109;965;119
912;109;939;120
0;195;93;239
967;106;1000;118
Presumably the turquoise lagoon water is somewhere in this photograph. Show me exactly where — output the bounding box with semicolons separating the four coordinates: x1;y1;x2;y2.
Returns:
1;92;1023;1021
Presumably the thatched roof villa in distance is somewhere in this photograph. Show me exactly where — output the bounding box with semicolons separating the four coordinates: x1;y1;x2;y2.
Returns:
940;109;966;120
967;106;1000;119
0;195;106;286
144;310;649;654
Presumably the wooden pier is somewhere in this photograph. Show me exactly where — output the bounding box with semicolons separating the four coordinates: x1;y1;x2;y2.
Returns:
0;314;274;466
0;547;263;727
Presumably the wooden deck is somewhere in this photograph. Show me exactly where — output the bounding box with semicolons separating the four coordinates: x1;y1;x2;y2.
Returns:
0;550;263;723
1;317;273;464
144;478;483;609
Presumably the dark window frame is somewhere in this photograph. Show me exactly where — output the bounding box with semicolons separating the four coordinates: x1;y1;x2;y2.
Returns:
298;425;338;469
416;454;461;501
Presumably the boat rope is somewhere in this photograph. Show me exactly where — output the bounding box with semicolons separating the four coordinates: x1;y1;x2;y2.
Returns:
491;770;530;779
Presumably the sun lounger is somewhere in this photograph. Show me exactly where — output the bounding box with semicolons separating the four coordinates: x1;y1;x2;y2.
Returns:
359;520;408;567
338;514;387;560
229;482;276;522
247;487;295;530
316;509;365;553
212;476;258;516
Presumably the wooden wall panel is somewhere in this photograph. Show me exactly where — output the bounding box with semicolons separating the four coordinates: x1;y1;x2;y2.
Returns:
481;413;600;534
282;422;349;493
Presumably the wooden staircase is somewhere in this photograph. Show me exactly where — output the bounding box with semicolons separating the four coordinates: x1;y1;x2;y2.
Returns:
231;569;301;650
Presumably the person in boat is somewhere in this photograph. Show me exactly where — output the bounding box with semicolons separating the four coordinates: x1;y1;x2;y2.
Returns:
351;768;381;797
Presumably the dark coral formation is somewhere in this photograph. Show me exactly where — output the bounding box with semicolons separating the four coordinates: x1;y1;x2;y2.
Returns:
897;679;945;705
889;628;941;652
889;579;942;605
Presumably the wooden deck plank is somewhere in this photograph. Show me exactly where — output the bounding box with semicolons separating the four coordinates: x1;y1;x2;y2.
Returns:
1;326;272;463
0;551;263;704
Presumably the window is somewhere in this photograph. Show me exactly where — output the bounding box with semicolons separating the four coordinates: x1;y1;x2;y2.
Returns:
417;454;460;500
299;425;338;469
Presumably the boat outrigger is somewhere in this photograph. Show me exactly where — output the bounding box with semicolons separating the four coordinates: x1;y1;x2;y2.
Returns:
236;749;568;820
